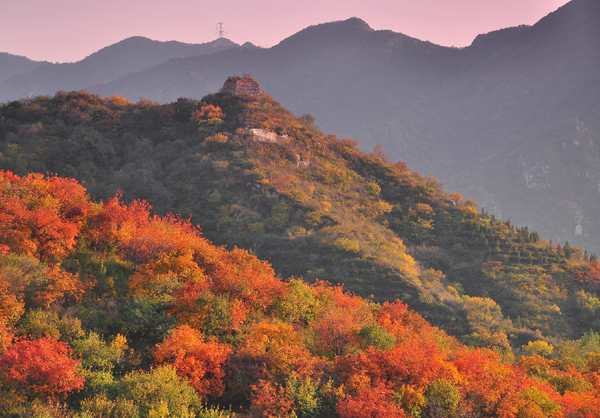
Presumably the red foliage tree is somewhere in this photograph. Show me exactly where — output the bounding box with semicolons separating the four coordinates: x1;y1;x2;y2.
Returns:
153;325;231;400
336;381;407;418
248;380;295;418
565;260;600;288
0;171;93;260
0;335;84;399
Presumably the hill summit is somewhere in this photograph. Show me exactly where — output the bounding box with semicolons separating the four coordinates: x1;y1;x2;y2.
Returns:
222;75;262;97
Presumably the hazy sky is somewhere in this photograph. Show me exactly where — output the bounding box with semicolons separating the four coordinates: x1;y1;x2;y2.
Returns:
1;0;570;63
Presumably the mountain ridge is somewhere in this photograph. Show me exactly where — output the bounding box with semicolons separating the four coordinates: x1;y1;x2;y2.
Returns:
0;37;237;100
0;52;48;83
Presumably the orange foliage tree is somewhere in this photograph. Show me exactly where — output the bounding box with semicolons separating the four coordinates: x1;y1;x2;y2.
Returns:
248;380;295;418
0;269;25;326
169;247;286;332
86;194;202;265
336;381;408;418
453;347;537;417
310;281;373;357
153;324;231;400
207;247;287;311
241;320;314;380
29;263;85;308
0;171;93;260
561;391;600;417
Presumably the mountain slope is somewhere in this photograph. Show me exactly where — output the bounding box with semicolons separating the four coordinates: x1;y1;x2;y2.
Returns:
0;37;237;101
457;120;600;250
0;52;47;82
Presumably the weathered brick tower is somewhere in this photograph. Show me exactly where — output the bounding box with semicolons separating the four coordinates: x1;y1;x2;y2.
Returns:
221;75;262;98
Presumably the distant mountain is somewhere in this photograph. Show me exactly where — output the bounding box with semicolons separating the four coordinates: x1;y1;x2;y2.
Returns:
0;37;237;101
458;120;600;252
0;52;47;82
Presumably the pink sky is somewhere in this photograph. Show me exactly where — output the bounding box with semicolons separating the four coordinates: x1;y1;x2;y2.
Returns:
1;0;570;63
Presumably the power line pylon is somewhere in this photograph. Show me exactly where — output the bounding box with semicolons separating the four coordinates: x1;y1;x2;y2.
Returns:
216;22;225;39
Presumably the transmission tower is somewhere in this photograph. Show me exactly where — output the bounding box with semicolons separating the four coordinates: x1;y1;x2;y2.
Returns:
216;22;225;39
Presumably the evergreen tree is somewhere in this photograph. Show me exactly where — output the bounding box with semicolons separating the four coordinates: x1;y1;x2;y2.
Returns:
564;241;572;259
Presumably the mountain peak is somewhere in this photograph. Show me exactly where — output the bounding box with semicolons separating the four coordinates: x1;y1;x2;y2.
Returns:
531;0;600;37
0;52;47;82
337;17;373;31
274;17;374;49
305;17;374;35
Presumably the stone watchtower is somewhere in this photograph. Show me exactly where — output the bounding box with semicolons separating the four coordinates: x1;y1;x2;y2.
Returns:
221;75;262;98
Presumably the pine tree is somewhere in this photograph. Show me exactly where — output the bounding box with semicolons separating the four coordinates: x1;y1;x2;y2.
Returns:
564;241;572;259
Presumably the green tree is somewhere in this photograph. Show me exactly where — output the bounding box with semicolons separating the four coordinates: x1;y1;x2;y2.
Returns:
81;365;201;418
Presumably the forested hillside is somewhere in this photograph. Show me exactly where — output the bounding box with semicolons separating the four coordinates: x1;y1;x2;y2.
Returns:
2;158;600;416
2;90;600;359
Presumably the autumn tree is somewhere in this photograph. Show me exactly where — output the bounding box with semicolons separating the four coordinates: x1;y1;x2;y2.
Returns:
336;381;407;418
309;281;373;357
248;380;295;418
0;335;84;402
191;104;225;135
153;324;231;400
0;171;93;260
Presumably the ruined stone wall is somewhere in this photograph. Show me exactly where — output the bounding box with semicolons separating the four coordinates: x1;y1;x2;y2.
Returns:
221;76;262;98
221;78;239;95
235;78;262;97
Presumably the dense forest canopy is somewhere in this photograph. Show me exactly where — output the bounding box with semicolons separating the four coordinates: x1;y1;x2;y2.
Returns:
0;168;599;417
